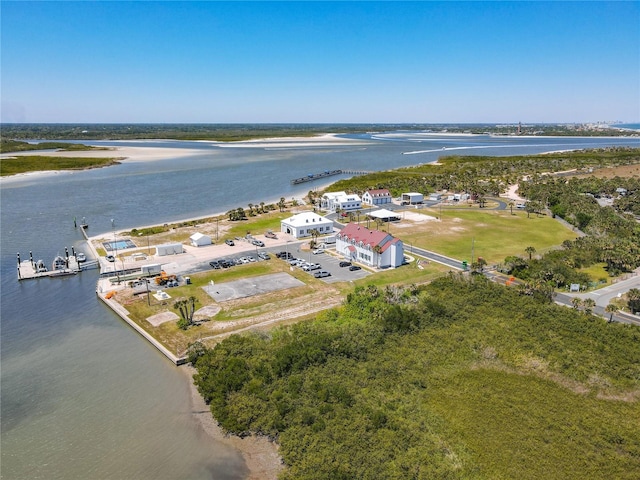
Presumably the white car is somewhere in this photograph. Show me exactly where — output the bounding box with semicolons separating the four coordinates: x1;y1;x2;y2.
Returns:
302;263;321;271
312;249;324;254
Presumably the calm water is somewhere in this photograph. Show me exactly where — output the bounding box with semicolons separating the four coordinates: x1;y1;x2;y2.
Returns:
2;132;639;479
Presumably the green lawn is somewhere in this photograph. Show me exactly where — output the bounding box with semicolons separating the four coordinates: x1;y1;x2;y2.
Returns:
399;208;578;264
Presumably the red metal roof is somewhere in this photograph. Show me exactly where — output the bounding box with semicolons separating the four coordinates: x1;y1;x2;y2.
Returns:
339;223;391;248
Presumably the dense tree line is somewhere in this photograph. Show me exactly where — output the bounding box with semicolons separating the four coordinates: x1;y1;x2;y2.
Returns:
192;276;640;479
331;148;640;198
2;124;635;141
510;172;640;282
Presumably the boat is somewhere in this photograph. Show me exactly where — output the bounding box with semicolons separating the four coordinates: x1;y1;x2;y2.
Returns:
49;269;77;277
76;252;87;263
35;259;48;273
291;169;342;185
52;255;67;270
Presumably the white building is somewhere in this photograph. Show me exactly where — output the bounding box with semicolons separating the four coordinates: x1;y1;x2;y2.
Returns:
320;191;362;212
155;243;184;256
362;189;392;206
401;192;424;205
336;223;404;269
281;211;334;239
189;232;212;247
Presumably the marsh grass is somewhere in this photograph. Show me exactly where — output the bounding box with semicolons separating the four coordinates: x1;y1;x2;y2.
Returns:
0;155;120;176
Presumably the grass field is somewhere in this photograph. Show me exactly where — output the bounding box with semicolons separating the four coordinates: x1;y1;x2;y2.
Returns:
396;207;578;264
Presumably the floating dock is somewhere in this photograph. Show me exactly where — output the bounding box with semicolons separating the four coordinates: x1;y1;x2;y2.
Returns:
16;248;96;280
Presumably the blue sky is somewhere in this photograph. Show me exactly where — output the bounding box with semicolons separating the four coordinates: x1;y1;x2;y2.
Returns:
1;1;638;123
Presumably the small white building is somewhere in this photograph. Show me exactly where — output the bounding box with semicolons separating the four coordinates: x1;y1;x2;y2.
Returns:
155;243;184;256
320;191;362;212
362;189;392;206
336;223;404;269
189;232;212;247
401;192;424;205
281;211;334;239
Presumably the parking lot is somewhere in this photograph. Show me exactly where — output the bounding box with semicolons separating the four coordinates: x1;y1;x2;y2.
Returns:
207;246;370;284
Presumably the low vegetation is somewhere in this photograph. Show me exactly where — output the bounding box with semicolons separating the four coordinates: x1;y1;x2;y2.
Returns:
192;275;640;479
0;155;120;176
0;139;109;153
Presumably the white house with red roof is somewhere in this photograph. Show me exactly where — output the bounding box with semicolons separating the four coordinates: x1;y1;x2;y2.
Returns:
336;223;404;269
362;188;392;206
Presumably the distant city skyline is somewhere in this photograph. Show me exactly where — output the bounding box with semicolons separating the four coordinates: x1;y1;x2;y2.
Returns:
2;1;638;124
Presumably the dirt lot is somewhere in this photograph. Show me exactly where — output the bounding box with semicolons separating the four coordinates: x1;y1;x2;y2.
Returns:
574;163;640;179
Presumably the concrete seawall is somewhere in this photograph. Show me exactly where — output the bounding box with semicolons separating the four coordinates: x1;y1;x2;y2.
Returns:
96;290;187;365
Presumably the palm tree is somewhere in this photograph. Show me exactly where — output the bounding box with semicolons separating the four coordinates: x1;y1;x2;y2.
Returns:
627;288;640;314
583;298;596;315
605;303;618;323
309;229;319;248
259;201;265;214
571;297;583;310
508;201;515;215
278;197;286;212
373;245;383;268
525;246;536;261
174;296;198;329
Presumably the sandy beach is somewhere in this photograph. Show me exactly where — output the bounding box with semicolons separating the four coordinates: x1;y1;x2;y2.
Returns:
182;366;283;480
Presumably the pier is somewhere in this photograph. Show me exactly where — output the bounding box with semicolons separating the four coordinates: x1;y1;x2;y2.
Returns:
290;169;373;185
291;169;342;185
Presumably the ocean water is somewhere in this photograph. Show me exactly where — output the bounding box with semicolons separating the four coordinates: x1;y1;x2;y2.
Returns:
2;132;639;479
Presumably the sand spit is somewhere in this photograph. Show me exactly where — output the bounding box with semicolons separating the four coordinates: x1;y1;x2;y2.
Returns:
212;133;372;149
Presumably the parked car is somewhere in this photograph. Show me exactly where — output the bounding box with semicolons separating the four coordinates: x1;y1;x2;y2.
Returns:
246;255;257;262
105;254;115;262
277;251;293;259
314;270;331;278
312;248;324;254
349;265;362;271
302;263;321;271
251;240;265;247
339;261;352;267
225;239;235;246
257;252;271;260
209;260;221;269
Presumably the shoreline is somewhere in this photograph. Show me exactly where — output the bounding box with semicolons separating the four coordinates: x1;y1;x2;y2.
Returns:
181;365;283;480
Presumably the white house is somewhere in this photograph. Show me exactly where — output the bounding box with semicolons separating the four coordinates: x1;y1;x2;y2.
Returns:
362;188;392;206
189;232;212;247
320;191;362;212
336;223;404;269
281;211;334;239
